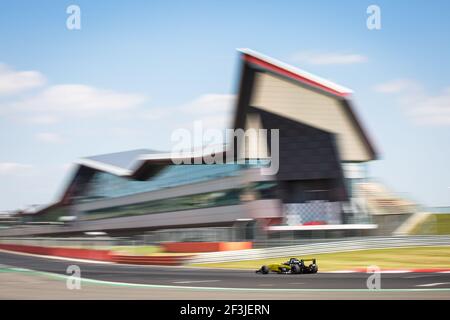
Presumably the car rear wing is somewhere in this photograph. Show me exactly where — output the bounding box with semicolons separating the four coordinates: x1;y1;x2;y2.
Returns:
301;259;317;264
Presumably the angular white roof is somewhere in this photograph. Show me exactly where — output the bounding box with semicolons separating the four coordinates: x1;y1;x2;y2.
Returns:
238;48;353;96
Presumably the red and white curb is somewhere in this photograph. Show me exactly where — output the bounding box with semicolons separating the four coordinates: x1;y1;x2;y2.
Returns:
326;269;450;274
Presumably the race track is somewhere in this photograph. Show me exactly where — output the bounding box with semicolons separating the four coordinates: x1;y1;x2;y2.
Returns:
1;250;450;292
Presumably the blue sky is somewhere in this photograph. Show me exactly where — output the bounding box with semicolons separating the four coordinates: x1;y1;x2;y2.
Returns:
0;0;449;210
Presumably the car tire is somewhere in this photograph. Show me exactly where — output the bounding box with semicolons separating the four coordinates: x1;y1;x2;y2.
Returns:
309;265;318;273
291;264;300;274
261;265;269;274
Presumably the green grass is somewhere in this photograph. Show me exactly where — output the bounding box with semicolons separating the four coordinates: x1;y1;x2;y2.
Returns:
109;245;193;256
190;246;450;271
109;245;163;255
411;214;450;235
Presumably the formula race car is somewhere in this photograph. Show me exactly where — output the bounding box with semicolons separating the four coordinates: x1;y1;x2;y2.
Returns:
255;258;318;274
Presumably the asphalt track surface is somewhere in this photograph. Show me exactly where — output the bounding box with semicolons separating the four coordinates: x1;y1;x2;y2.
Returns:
1;251;450;292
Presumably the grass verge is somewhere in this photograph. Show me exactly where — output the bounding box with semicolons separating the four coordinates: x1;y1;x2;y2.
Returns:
190;246;450;271
109;245;192;256
411;214;450;235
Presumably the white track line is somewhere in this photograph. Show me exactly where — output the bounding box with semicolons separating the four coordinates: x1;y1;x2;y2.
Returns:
172;280;221;284
416;282;450;287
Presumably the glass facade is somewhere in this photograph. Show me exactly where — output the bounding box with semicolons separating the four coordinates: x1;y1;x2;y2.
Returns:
77;181;279;221
24;161;275;223
26;206;70;223
82;188;242;220
77;161;271;203
78;163;244;202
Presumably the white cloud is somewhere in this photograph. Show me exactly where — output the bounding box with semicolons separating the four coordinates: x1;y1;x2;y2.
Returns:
0;162;33;175
145;94;235;127
12;84;146;118
292;52;368;65
374;79;450;126
26;115;59;125
35;132;64;144
141;108;171;120
179;94;235;115
0;63;46;95
177;94;235;130
373;79;420;94
408;87;450;125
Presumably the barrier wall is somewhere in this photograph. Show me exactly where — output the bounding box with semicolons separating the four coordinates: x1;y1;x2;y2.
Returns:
111;255;193;266
0;243;190;265
0;243;112;261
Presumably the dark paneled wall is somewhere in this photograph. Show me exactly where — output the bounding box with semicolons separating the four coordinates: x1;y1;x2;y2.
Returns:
247;106;348;202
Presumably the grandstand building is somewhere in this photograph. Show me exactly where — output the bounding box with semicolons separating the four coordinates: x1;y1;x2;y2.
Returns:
0;49;379;240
